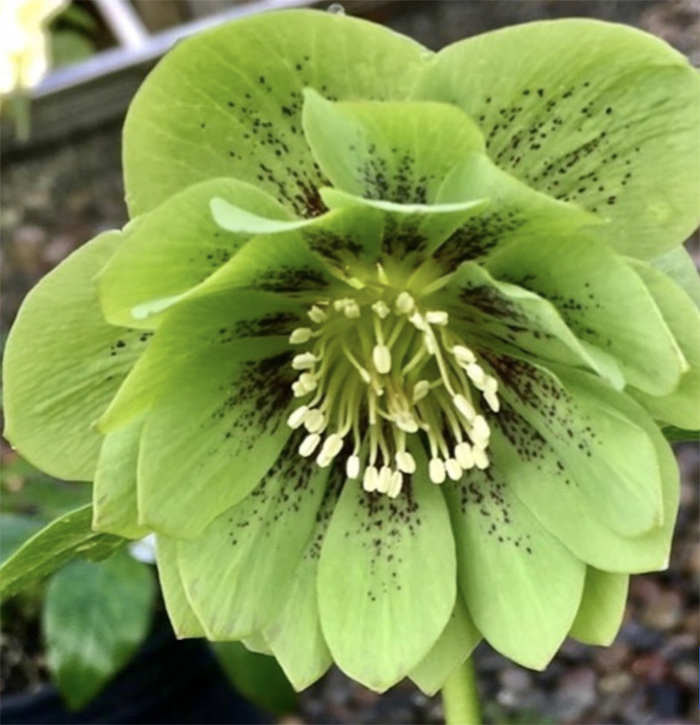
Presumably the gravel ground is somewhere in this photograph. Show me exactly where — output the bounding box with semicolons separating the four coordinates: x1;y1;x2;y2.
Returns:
1;2;698;724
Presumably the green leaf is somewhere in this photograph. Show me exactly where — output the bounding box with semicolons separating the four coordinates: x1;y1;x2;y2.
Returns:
487;231;686;397
302;90;484;202
409;597;481;696
3;231;149;481
0;513;45;564
93;417;150;539
212;642;297;715
155;536;205;638
627;260;700;429
443;461;586;670
177;443;328;638
43;551;155;710
569;568;628;646
0;505;126;603
415;19;700;258
98;178;293;328
318;450;456;692
123;9;429;216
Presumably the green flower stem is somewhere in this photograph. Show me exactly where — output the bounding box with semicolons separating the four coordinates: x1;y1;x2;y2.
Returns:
442;657;482;725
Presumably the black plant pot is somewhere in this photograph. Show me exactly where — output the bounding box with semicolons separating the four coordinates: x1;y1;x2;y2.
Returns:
0;615;269;725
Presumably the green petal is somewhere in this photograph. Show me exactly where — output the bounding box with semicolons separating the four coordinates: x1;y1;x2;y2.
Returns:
318;456;456;692
488;356;664;538
98;178;293;328
627;260;700;429
138;335;295;538
302;90;484;202
124;9;429;216
650;246;700;311
177;443;328;639
3;231;149;481
263;472;344;690
155;536;205;638
446;261;623;389
490;376;678;572
415;19;700;257
486;231;686;396
409;597;481;696
92;417;150;540
570;568;628;646
443;465;586;670
99;290;304;433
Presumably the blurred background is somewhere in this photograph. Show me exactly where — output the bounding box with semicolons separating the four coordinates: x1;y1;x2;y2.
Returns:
1;1;698;723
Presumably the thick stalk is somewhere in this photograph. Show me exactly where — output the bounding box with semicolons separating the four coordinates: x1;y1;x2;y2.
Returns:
442;657;482;725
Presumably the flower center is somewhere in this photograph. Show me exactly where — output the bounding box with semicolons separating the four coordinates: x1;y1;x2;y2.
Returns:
286;290;500;497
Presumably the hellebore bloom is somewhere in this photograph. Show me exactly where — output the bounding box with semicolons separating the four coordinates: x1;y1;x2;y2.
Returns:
4;10;700;693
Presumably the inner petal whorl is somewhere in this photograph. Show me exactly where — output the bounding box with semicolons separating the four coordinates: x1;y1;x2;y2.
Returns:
286;289;500;497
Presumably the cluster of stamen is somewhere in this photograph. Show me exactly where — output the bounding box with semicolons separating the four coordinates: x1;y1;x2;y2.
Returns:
286;290;500;497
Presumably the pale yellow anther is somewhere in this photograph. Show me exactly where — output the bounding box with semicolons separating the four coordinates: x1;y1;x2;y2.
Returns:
373;345;392;374
292;352;316;370
388;471;403;498
455;442;475;469
298;372;317;392
471;415;491;447
376;466;392;494
408;312;427;331
445;458;462;481
396;291;415;315
425;310;449;326
316;433;344;467
453;394;476;421
372;300;390;319
452;345;476;366
299;433;321;457
308;305;326;324
466;363;486;385
424;332;436;355
412;380;430;403
429;458;446;484
289;327;312;344
286;406;309;429
484;389;500;413
346;455;361;480
344;300;361;318
395;450;416;474
363;466;379;492
473;447;489;470
304;408;325;433
394;410;419;434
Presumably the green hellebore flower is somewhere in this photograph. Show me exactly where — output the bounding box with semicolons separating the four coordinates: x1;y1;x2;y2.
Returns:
4;10;700;694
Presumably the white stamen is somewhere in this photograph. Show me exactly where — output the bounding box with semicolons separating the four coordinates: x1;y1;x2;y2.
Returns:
396;291;415;315
316;433;344;467
394;410;419;433
445;458;462;481
395;450;416;474
373;345;392;374
466;363;486;386
372;300;390;319
484;389;500;412
388;471;403;498
408;312;426;331
471;415;491;448
425;310;449;326
308;305;326;324
299;434;321;457
304;409;325;433
287;406;309;429
424;332;436;355
412;380;430;403
452;345;476;366
453;394;476;421
289;327;312;344
346;455;361;480
298;372;317;392
429;458;446;484
377;466;392;494
363;465;379;492
292;352;316;370
344;300;360;318
455;442;475;469
473;447;489;470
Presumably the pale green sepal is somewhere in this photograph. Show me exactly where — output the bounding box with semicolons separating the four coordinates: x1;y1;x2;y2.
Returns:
409;597;481;696
415;19;700;258
627;261;700;429
155;536;205;638
487;231;686;396
241;633;273;656
93;417;150;540
490;356;663;538
318;456;456;692
211;198;311;235
178;448;328;639
447;261;624;389
123;9;429;216
302;89;484;202
3;231;149;482
99;291;304;433
649;246;700;311
443;465;586;670
98;178;293;329
263;471;343;691
138;336;294;538
570;568;628;646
